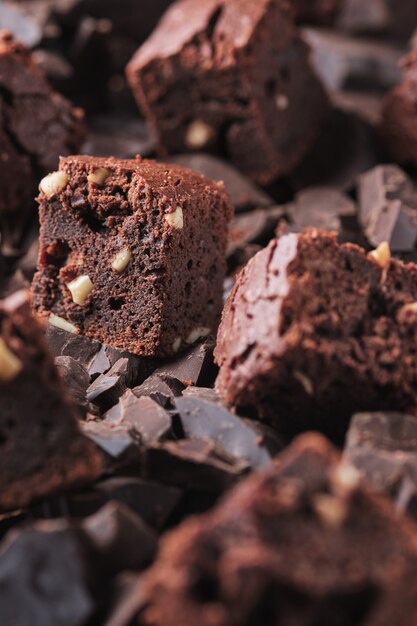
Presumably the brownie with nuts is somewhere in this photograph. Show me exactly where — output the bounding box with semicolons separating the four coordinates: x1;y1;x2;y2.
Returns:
0;290;102;512
379;52;417;170
215;230;417;442
0;31;85;224
31;155;233;357
126;0;328;185
141;433;417;626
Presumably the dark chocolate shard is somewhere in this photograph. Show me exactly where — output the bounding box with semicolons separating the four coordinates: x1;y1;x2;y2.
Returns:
151;339;216;388
227;207;284;259
357;165;417;251
45;325;101;369
344;411;417;518
81;420;139;467
116;391;172;446
144;439;249;493
175;396;283;470
81;502;157;574
133;374;185;408
87;358;131;411
55;356;90;416
167;153;273;212
286;186;356;232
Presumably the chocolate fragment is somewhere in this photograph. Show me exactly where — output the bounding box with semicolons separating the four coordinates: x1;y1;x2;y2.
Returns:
150;339;216;388
358;165;417;251
133;374;185;408
175;396;282;470
55;355;90;416
286;186;356;232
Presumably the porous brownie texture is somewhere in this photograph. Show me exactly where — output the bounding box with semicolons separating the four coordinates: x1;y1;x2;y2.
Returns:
142;433;417;626
0;290;102;512
126;0;328;185
215;230;417;442
379;52;417;168
31;155;232;357
0;31;85;219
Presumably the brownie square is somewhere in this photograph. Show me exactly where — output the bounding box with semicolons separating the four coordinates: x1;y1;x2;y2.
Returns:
0;32;85;221
141;434;417;626
215;230;417;442
32;155;232;357
126;0;328;185
0;290;102;511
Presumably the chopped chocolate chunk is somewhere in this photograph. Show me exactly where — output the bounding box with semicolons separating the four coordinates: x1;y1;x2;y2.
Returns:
0;520;95;626
151;339;216;388
94;477;182;530
87;358;131;412
116;391;173;446
344;411;417;517
81;420;139;468
32;155;232;358
127;0;328;185
337;0;417;41
181;385;222;404
133;374;185;408
45;325;101;368
358;165;417;252
379;52;417;170
175;396;283;469
55;355;90;416
168;154;273;212
82;502;158;574
304;27;402;92
216;230;417;442
144;439;249;492
286;186;356;232
82;115;156;159
141;434;417;626
0;290;102;511
0;32;85;222
228;207;284;259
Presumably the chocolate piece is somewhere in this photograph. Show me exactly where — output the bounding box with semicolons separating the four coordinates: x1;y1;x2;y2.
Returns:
379;52;417;170
358;165;417;252
0;520;95;626
0;32;85;221
304;28;402;92
286;186;356;232
228;206;284;260
82;420;139;467
94;476;182;530
82;116;156;160
175;396;282;469
151;339;216;388
45;325;101;367
82;502;157;573
0;290;102;511
182;385;222;404
55;355;90;416
87;358;131;412
215;230;417;442
168;154;273;212
114;391;173;445
142;434;417;626
133;373;185;408
127;0;328;185
32;155;232;358
144;439;249;492
344;411;417;517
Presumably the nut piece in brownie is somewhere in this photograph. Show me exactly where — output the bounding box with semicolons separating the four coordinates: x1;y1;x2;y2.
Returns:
0;32;85;220
215;230;417;442
0;290;102;512
379;52;417;169
31;155;232;357
141;434;417;626
126;0;328;185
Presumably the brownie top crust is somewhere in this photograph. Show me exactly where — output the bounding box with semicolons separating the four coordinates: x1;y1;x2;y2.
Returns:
129;0;294;68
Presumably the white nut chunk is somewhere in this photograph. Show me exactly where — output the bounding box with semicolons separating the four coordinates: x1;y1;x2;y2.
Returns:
186;326;211;344
0;338;23;382
67;274;94;306
368;241;391;270
39;171;69;199
87;167;111;185
112;247;132;272
185;120;213;149
172;337;182;353
401;302;417;313
165;206;184;230
313;494;346;529
49;313;78;334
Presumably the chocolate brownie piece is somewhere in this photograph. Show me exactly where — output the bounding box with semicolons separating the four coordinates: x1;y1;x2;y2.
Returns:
0;290;102;511
126;0;328;185
0;32;85;221
379;52;417;169
215;230;417;441
31;155;232;357
141;433;417;626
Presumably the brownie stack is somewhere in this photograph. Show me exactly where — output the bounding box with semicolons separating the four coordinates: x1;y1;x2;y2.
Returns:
3;0;417;624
